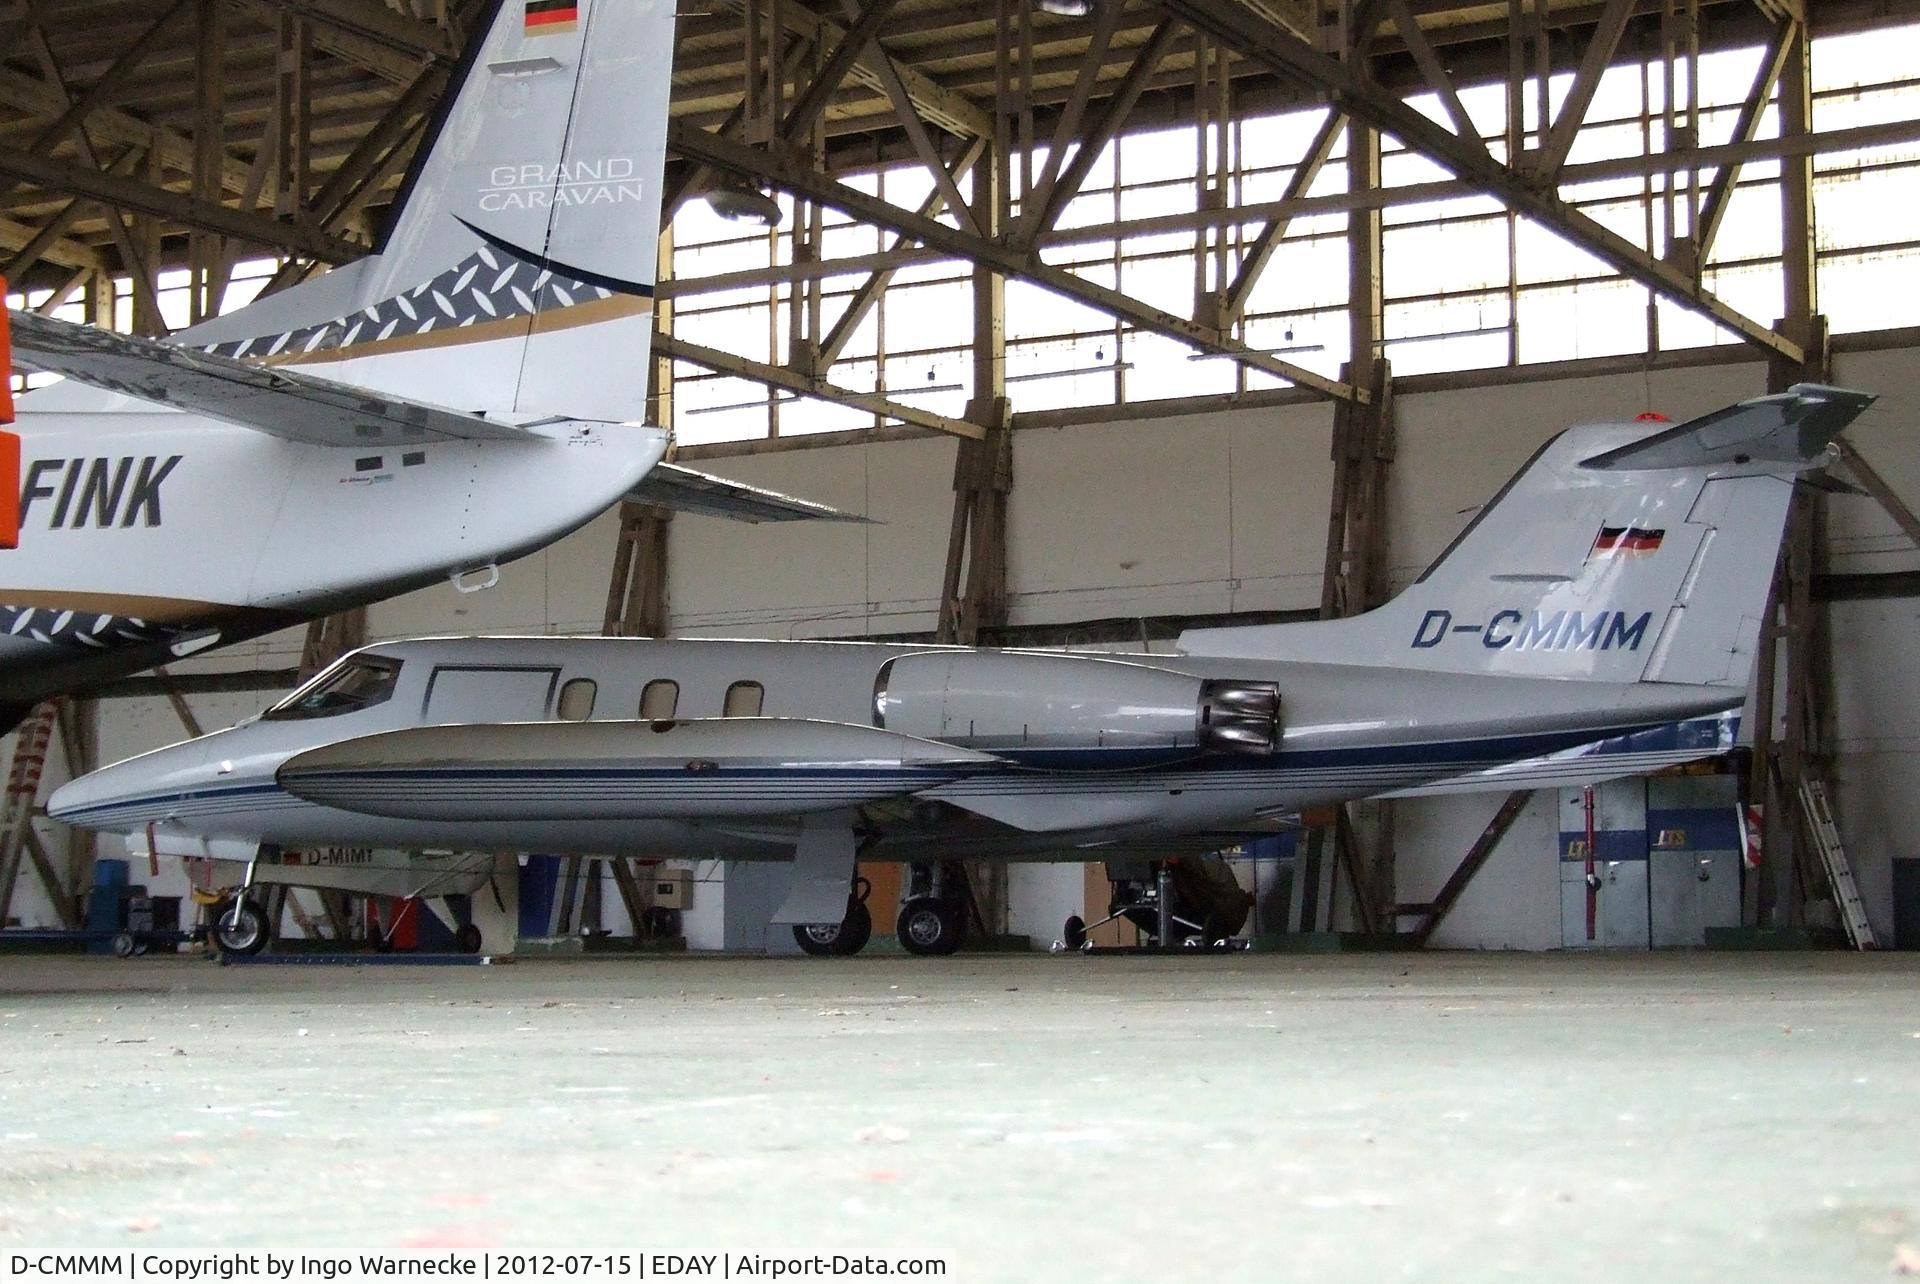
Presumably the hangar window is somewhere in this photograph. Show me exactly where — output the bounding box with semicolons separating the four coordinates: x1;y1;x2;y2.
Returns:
640;679;679;719
557;679;597;722
263;656;401;721
723;681;764;717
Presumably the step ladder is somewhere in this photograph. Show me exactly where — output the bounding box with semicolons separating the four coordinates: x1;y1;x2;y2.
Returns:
0;699;63;922
1797;779;1877;950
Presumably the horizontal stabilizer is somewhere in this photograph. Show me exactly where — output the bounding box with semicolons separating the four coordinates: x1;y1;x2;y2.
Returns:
628;462;869;523
8;309;531;446
1581;383;1875;471
277;716;1002;821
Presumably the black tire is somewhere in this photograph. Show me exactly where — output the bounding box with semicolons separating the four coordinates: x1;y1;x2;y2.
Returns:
1063;914;1088;950
899;898;965;957
792;896;873;957
214;899;269;956
832;898;872;956
455;923;483;954
112;931;137;958
794;921;841;956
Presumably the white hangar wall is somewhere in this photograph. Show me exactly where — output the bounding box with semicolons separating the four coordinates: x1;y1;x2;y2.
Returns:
21;338;1920;948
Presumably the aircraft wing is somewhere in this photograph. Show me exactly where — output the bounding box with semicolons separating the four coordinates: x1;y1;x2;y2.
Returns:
7;308;529;446
1379;715;1739;799
628;463;869;523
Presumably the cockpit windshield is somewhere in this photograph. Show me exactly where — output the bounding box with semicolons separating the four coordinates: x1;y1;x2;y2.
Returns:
261;656;402;721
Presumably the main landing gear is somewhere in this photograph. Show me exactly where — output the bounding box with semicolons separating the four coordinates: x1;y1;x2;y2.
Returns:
793;877;873;956
1058;857;1253;952
896;860;968;957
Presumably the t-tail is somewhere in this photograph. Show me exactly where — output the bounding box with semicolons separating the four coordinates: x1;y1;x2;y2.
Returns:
176;0;672;424
1183;384;1877;689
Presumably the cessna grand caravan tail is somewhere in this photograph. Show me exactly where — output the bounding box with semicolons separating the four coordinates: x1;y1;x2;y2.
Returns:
51;385;1873;953
0;0;842;731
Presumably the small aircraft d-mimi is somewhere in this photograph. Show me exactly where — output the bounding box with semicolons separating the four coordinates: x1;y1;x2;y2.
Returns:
52;383;1875;955
0;0;843;733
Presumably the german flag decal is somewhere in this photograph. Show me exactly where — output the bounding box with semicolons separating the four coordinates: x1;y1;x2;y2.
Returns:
1590;525;1664;558
525;0;578;34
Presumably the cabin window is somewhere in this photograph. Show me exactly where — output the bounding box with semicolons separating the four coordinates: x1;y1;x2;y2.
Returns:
723;680;764;717
639;679;679;720
556;679;597;722
262;656;402;721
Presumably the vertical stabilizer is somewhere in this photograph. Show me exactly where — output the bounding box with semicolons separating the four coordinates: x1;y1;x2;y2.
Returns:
178;0;674;424
1182;385;1876;690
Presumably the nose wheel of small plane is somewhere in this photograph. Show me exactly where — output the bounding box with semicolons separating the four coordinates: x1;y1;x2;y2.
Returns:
793;878;873;957
214;897;269;956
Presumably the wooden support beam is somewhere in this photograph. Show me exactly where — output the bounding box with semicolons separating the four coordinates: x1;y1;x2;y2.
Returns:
717;0;993;140
190;0;225;325
1410;790;1532;946
149;668;206;739
0;144;358;263
1691;19;1792;267
1217;110;1342;327
602;503;672;637
1833;439;1920;553
865;36;982;238
1020;19;1177;242
1024;0;1125;218
815;137;985;368
657;330;986;438
0;198;113;275
1535;0;1636;177
0;0;195;192
1160;0;1801;361
779;0;903;142
606;857;649;936
1384;0;1487;155
668;121;1357;399
20;826;79;929
662;117;1920;298
0;68;254;200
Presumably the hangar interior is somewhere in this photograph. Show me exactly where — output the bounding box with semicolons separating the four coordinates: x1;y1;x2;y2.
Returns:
1;0;1918;955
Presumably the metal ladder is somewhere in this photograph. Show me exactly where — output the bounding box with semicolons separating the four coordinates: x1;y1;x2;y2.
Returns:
1797;779;1877;950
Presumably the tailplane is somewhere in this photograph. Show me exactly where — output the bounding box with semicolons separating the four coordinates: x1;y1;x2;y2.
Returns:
1183;384;1876;688
176;0;672;424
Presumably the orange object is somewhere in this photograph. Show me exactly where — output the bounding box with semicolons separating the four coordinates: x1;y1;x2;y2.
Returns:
0;431;15;549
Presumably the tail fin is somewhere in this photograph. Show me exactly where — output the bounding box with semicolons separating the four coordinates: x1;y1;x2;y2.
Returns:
177;0;673;424
1183;384;1876;688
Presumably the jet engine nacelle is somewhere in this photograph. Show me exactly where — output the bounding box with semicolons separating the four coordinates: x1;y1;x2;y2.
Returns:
872;650;1280;757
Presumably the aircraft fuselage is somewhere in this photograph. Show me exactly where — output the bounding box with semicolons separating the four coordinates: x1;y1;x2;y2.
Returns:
49;635;1741;867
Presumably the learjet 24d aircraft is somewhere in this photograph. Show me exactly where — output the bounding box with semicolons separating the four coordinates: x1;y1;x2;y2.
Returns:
0;0;845;732
52;383;1876;955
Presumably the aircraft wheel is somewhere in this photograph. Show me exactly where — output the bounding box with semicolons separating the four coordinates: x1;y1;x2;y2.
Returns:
833;899;872;955
215;899;269;956
794;922;841;956
793;896;872;957
1062;914;1088;951
455;923;483;954
112;931;137;959
898;898;965;956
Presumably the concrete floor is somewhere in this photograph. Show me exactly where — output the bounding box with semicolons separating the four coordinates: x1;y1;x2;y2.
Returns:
1;951;1917;1279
